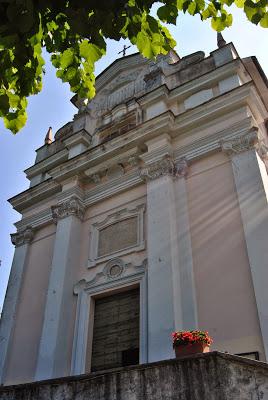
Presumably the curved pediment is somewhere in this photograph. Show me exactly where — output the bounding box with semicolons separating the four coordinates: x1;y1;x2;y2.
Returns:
72;51;179;115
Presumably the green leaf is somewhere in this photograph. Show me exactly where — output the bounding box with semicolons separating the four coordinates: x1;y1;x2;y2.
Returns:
136;31;154;58
79;40;104;64
260;13;268;27
234;0;245;7
0;94;9;114
188;2;197;15
211;17;224;31
0;0;266;134
4;110;27;133
157;5;178;24
251;12;262;24
60;48;74;69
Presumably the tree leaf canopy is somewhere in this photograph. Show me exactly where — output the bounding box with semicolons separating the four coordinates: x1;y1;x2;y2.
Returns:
0;0;267;133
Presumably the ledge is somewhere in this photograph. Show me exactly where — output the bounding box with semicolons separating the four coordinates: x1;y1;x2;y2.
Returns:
1;352;268;399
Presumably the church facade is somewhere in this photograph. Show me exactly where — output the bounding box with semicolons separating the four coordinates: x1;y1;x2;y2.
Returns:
1;42;268;386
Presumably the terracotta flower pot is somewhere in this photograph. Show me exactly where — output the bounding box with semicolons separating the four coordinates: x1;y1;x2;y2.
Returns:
174;342;210;358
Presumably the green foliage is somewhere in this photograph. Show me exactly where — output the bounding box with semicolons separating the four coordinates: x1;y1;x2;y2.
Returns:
0;0;267;133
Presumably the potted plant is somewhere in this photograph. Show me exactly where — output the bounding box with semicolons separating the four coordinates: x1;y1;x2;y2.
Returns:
172;330;213;358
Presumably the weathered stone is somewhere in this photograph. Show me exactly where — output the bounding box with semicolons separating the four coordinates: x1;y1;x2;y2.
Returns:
1;353;268;400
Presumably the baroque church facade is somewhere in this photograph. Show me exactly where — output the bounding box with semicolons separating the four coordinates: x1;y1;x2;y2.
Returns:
1;41;268;386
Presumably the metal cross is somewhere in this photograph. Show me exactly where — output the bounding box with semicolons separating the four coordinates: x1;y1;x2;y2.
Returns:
118;44;131;57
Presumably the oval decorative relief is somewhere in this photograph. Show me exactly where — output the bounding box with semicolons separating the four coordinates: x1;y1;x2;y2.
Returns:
104;258;125;279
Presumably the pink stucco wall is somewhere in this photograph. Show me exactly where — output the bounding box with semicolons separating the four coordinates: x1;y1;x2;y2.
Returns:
187;152;265;359
4;225;56;384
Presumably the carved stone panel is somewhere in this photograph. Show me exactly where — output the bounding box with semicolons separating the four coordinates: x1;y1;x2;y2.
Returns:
98;217;138;257
88;204;145;268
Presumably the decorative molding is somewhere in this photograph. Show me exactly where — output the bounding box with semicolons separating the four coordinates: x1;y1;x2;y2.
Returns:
104;258;125;279
71;257;148;375
13;119;256;233
91;174;101;184
10;226;34;247
140;156;188;181
140;156;174;181
83;148;140;185
105;164;125;180
51;196;85;223
221;130;258;156
85;259;147;288
24;149;69;180
88;204;145;268
82;259;127;289
8;179;61;213
76;258;147;294
173;114;253;161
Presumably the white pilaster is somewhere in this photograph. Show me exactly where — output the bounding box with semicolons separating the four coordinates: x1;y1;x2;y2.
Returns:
0;227;33;384
174;160;198;330
35;196;84;381
222;131;268;359
141;137;183;362
71;283;90;375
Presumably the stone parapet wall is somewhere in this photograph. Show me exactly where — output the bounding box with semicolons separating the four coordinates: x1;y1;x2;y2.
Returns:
1;352;268;399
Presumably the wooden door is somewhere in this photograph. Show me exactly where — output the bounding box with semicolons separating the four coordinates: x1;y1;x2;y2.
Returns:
90;288;140;372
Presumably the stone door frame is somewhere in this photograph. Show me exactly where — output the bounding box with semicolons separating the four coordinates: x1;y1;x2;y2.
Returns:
71;267;148;375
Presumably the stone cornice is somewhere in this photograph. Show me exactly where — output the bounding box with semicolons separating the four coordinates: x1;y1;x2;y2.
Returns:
51;196;85;223
14;171;143;231
11;226;34;247
8;179;61;213
14;116;259;232
48;84;258;185
83;147;140;180
137;84;169;107
9;80;266;216
15;208;52;231
221;129;258;155
171;82;255;136
63;129;92;149
24;149;69;179
48;112;174;182
169;58;240;101
173;116;254;161
84;170;142;208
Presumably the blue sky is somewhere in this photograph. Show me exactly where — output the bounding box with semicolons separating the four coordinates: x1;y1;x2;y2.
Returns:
0;9;268;311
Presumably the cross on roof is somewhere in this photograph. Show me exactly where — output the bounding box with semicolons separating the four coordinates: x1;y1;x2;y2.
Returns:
118;44;131;57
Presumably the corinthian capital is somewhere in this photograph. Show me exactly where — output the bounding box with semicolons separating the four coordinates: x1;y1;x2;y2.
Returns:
221;131;258;156
140;156;175;181
51;196;85;223
140;156;189;181
11;226;34;247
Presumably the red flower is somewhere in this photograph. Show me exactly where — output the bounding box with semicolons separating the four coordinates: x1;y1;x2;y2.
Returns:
171;330;213;347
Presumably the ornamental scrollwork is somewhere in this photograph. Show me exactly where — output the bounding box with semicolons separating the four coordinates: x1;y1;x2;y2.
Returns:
140;156;188;181
51;196;85;223
11;226;34;247
221;131;258;156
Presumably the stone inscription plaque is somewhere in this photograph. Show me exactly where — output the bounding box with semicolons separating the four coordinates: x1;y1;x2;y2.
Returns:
98;217;138;257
